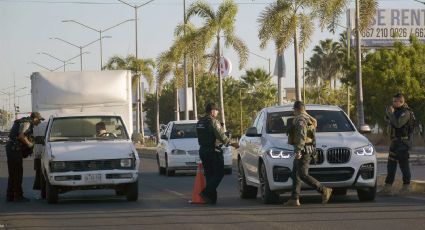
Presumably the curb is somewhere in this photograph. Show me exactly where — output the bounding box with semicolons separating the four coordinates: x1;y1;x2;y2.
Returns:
377;174;425;194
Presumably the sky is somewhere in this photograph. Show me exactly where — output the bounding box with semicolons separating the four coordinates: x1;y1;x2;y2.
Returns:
0;0;421;115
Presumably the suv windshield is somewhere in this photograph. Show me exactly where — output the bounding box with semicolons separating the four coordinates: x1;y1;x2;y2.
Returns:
170;123;197;139
266;110;355;134
49;116;129;141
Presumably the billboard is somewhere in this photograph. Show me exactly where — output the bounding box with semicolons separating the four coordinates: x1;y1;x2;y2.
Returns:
348;9;425;47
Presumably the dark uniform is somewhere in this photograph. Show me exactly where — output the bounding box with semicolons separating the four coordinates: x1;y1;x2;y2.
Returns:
196;114;230;204
6;117;34;202
384;104;413;186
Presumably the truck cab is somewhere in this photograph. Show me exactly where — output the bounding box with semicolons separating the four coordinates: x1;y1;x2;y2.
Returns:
39;113;140;203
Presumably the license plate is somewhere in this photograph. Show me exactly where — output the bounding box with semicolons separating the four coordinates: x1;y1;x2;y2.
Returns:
84;174;102;183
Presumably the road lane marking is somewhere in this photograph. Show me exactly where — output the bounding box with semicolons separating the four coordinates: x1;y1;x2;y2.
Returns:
163;189;185;197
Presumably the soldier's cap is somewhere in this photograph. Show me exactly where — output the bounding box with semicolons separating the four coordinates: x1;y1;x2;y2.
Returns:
205;102;220;113
30;112;45;121
293;100;305;110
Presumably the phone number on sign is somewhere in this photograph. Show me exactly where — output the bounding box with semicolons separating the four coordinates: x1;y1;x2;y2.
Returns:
361;28;425;38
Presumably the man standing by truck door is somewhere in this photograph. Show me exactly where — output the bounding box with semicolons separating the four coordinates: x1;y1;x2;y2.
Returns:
6;112;43;202
196;102;239;204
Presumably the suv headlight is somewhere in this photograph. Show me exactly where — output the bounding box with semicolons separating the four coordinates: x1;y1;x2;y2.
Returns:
354;144;374;156
266;148;294;159
120;158;133;167
171;149;187;155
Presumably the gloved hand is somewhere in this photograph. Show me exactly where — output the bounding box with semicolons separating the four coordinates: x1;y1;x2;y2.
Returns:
230;142;240;149
27;142;34;149
295;152;302;159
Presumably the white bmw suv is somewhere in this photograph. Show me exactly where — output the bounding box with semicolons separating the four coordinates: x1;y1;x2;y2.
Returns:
238;105;376;203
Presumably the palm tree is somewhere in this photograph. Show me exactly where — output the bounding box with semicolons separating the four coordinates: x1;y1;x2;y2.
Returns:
258;0;377;101
103;55;155;144
187;0;249;130
172;22;209;120
305;39;343;89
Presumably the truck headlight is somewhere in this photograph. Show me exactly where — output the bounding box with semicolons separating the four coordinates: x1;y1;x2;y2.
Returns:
171;149;186;155
354;144;374;156
50;161;66;171
120;158;133;167
266;148;294;159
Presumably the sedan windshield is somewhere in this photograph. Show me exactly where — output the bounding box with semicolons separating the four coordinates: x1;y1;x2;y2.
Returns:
266;110;355;134
170;123;197;139
49;116;129;141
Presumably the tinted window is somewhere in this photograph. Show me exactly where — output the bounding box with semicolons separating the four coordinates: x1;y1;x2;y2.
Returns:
170;123;197;139
266;110;355;134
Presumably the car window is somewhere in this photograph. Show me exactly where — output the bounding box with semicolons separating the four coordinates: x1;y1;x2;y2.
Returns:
251;112;261;128
170;123;197;139
255;112;265;134
165;123;172;138
266;110;355;134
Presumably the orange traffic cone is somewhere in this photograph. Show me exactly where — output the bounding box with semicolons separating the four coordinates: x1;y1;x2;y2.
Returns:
189;163;206;204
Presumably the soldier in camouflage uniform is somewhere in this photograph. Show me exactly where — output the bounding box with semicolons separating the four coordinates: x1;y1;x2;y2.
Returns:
196;102;239;204
284;101;332;206
379;93;414;196
6;112;44;202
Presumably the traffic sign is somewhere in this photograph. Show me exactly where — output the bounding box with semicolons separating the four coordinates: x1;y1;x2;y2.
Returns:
219;56;232;77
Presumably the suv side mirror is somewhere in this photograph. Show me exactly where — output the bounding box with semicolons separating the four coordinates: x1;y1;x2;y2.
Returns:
246;127;261;137
359;124;372;134
34;136;45;145
161;134;168;140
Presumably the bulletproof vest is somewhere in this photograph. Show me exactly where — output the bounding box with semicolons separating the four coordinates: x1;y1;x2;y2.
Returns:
391;107;411;140
9;117;33;142
196;115;216;147
289;114;315;145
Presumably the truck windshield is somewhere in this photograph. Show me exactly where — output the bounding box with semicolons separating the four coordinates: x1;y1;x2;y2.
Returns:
266;110;355;134
170;123;197;139
49;116;129;141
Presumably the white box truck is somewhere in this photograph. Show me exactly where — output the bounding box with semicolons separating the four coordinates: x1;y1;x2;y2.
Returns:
31;70;140;203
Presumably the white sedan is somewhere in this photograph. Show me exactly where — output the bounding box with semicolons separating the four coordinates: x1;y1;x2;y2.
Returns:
156;120;233;176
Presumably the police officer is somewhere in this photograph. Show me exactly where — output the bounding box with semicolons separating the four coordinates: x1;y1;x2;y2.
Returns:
196;102;238;204
6;112;44;202
284;101;332;206
379;93;414;196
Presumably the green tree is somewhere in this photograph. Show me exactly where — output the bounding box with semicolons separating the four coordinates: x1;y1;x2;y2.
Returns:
258;0;377;101
187;0;249;130
361;36;425;129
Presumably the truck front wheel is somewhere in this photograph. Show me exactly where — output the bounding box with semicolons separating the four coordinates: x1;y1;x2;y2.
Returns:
46;179;58;204
126;180;139;201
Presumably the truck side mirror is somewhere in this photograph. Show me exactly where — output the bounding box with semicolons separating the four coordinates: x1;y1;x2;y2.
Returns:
359;124;372;134
34;136;45;145
246;127;261;137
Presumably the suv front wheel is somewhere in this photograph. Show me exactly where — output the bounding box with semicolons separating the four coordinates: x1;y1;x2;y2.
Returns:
357;183;376;201
238;160;257;199
260;162;280;204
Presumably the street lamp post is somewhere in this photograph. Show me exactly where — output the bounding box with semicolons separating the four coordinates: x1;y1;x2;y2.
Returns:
118;0;157;138
37;52;71;72
50;36;110;71
62;19;134;69
355;0;365;128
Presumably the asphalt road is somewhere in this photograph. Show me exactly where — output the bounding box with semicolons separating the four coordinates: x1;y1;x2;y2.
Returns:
1;146;425;230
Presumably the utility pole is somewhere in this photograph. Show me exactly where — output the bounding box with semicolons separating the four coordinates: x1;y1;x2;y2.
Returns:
183;0;189;120
355;0;365;127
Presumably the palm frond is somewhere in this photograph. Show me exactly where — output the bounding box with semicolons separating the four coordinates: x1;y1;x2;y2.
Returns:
224;33;249;69
359;0;378;32
298;13;314;52
186;0;215;21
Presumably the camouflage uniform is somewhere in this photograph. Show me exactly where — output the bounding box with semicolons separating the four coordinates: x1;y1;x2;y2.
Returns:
196;114;229;204
290;112;326;200
6;117;34;201
385;105;412;186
